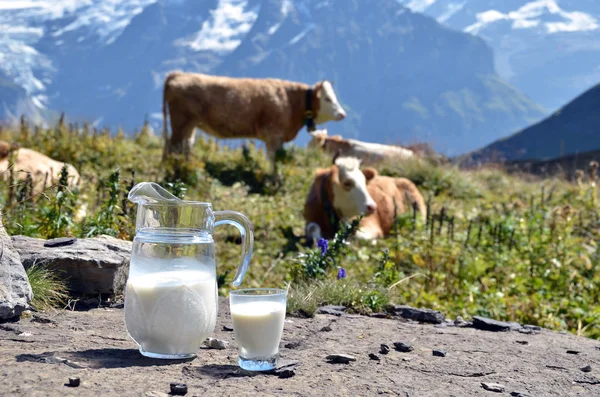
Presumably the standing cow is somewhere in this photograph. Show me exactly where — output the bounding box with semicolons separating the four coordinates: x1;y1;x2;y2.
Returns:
161;71;346;178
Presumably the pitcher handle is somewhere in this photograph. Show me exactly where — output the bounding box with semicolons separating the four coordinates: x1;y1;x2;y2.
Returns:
214;211;254;287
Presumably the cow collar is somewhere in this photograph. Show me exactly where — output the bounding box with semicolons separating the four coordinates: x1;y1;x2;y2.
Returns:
320;171;341;235
305;88;316;132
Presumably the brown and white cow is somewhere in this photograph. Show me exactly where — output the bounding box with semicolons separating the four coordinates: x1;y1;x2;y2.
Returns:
161;71;347;177
0;141;80;191
303;156;426;242
308;129;414;166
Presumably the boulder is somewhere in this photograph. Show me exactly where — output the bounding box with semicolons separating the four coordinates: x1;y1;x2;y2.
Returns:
0;215;32;320
11;235;131;295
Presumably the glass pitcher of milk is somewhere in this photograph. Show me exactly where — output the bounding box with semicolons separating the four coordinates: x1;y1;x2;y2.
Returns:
124;182;253;359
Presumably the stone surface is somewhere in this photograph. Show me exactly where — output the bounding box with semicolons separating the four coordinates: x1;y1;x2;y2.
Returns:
472;316;521;332
481;382;505;392
0;216;32;320
326;354;356;364
11;235;131;295
2;297;600;396
389;305;445;324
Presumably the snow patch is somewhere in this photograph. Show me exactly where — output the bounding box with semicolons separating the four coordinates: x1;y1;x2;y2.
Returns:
405;0;437;13
437;2;465;24
177;0;259;54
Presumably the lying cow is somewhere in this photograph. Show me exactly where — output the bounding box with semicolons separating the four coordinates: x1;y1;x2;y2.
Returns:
308;129;414;165
162;71;347;177
0;140;80;191
304;155;426;241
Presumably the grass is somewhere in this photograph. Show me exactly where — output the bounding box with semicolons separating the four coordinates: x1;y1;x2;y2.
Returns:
25;263;70;310
1;119;599;338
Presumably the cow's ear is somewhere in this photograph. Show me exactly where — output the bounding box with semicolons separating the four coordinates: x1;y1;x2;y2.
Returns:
362;167;377;181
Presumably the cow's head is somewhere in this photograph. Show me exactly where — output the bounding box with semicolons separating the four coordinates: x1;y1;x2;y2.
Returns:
314;81;346;124
308;129;328;149
330;156;377;219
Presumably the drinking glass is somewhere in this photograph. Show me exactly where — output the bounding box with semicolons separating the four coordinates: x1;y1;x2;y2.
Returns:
229;288;288;371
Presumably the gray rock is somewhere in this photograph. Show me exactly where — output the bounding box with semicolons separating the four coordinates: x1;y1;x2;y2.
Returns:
481;382;505;392
393;342;414;353
472;316;521;332
0;216;32;320
389;305;445;324
11;235;131;295
581;365;592;373
274;360;300;378
368;353;380;361
510;392;532;397
203;338;228;350
320;325;333;332
566;350;580;355
317;305;347;316
326;354;356;364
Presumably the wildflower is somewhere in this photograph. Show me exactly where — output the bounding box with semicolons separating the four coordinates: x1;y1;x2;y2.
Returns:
317;238;328;256
337;267;347;280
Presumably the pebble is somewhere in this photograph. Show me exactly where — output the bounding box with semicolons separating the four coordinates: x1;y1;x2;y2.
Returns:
402;356;413;362
274;360;300;378
379;344;391;355
510;391;532;397
222;325;234;332
320;326;333;332
566;350;580;355
393;342;414;353
170;383;188;396
432;349;446;357
203;338;228;350
581;365;592;373
326;354;356;364
369;353;380;361
473;316;518;332
284;341;301;349
515;340;529;345
67;377;80;387
481;382;505;393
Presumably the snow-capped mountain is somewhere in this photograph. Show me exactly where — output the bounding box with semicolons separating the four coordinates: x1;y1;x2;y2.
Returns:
0;0;546;155
398;0;600;111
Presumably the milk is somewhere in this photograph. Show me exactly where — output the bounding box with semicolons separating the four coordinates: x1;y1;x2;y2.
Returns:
124;269;217;356
230;301;286;359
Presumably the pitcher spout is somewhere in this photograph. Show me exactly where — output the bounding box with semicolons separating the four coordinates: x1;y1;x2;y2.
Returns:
128;182;183;205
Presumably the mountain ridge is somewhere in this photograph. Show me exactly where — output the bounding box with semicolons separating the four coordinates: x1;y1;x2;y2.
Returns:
0;0;545;155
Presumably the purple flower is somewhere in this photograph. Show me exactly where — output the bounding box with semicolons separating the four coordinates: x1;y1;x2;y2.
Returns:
337;268;347;280
317;238;329;256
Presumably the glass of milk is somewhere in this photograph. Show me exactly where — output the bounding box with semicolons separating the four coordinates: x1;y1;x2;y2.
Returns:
229;288;288;371
125;182;254;359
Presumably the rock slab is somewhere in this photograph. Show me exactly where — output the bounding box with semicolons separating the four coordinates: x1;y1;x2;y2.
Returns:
389;305;445;324
11;235;132;295
0;216;33;320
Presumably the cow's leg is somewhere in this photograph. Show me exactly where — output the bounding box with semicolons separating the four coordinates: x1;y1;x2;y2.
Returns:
265;138;284;187
167;108;196;157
